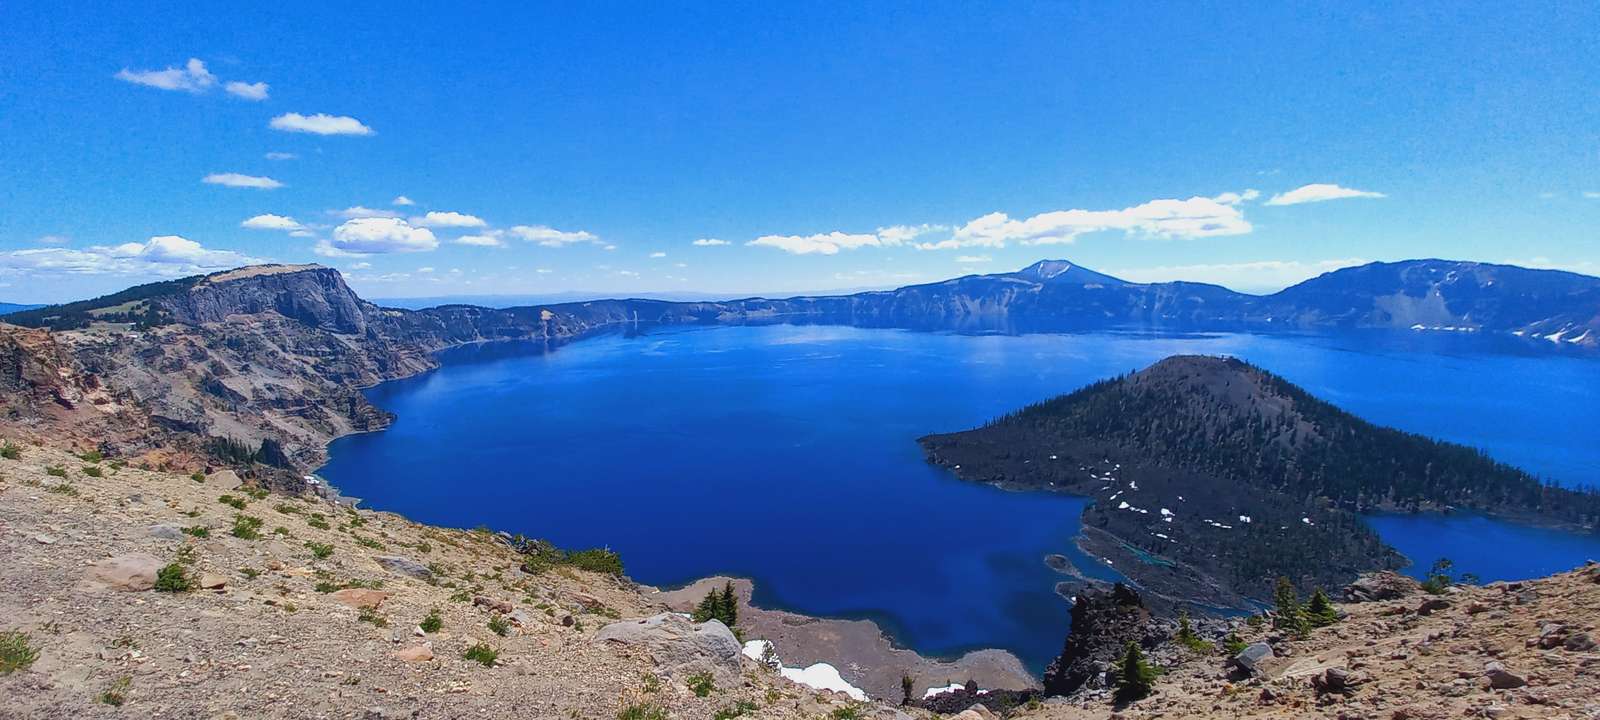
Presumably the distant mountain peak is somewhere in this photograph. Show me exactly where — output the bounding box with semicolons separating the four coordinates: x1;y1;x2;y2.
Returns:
1011;259;1129;286
1019;259;1077;280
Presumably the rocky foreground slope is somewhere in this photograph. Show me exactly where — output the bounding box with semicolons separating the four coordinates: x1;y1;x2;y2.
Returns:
6;440;1597;720
0;443;921;719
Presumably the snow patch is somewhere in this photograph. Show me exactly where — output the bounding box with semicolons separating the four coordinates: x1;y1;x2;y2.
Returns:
742;640;867;701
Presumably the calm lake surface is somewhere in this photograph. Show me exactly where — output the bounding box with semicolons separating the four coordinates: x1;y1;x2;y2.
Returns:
319;324;1600;671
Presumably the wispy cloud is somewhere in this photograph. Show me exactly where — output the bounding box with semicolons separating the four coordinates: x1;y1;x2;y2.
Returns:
224;81;269;101
240;214;305;231
264;152;297;161
412;211;486;228
331;206;400;219
692;238;730;246
115;58;216;93
36;235;70;245
454;230;506;247
749;231;885;255
270;112;374;136
203;173;283;189
392;195;416;206
649;251;667;258
1266;183;1385;206
956;255;992;263
509;225;601;247
0;235;260;277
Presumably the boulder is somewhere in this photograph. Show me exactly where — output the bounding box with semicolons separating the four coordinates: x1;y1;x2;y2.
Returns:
375;556;434;582
148;524;185;540
1483;661;1526;689
393;644;433;662
84;553;163;591
1416;598;1451;616
595;613;742;684
1230;642;1274;676
1343;572;1421;603
198;573;228;590
331;588;389;609
1564;632;1596;651
1312;667;1363;694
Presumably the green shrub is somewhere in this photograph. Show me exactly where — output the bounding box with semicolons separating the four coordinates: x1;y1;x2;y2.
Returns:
231;514;264;540
190;472;206;484
1272;577;1309;638
1306;588;1339;627
713;700;759;720
98;676;130;706
47;483;78;497
0;630;40;674
419;609;442;634
1221;631;1248;656
617;703;668;720
692;582;738;627
0;442;21;460
487;616;510;637
81;465;103;478
354;536;385;551
358;608;388;628
1114;641;1156;702
306;541;334;559
217;495;246;510
307;514;331;530
1175;610;1211;653
686;671;715;697
46;465;67;478
462;642;498;667
1422;557;1455;595
829;706;866;720
274;503;302;515
154;563;193;592
182;525;210;538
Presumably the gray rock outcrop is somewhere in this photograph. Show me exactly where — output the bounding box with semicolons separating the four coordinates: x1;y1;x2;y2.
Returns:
595;613;742;684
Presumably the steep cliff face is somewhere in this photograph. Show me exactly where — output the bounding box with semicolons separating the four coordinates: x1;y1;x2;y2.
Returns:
1042;583;1166;696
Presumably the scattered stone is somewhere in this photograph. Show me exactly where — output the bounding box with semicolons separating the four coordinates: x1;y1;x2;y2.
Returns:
331;588;389;609
1484;661;1527;689
594;613;742;684
198;572;228;590
1564;633;1596;651
83;553;163;591
473;596;513;614
32;533;57;545
1416;598;1451;616
1313;667;1364;694
375;555;433;581
148;524;185;540
393;644;433;662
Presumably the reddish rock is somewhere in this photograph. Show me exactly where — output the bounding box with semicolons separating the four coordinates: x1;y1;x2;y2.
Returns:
332;588;389;609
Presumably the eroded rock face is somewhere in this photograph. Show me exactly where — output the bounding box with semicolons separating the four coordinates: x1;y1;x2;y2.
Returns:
1042;583;1163;696
595;613;742;684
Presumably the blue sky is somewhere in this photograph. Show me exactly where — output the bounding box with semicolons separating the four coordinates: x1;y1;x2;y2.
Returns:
2;1;1597;303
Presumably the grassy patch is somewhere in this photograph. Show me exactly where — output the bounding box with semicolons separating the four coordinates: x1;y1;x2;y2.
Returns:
487;616;510;637
98;676;130;706
230;514;265;540
81;465;104;478
0;630;40;674
182;525;210;538
45;465;67;478
307;514;331;530
354;535;386;551
305;541;334;559
617;703;667;720
419;608;442;634
713;700;759;720
0;442;21;460
78;450;103;463
462;642;498;667
686;671;715;697
357;608;389;628
47;483;79;497
154;563;193;593
190;472;206;484
217;495;247;510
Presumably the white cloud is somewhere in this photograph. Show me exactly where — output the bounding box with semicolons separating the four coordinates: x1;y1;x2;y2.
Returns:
1212;189;1260;205
649;251;667;258
331;206;400;219
0;235;259;277
416;266;435;274
509;225;601;247
956;255;992;263
692;238;730;246
224;81;269;101
1503;257;1600;277
264;152;297;161
454;231;506;247
920;195;1252;250
1266;183;1386;206
326;218;438;255
413;211;487;228
392;195;415;206
36;234;70;245
270;112;374;136
1108;258;1369;293
115;58;216;93
240;214;305;231
875;224;947;244
348;262;372;270
748;231;885;255
1583;191;1600;200
203;173;283;189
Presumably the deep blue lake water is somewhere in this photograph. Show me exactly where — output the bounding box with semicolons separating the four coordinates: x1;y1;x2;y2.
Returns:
319;324;1600;672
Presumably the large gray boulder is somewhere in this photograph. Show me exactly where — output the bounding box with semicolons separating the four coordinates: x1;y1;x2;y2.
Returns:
596;613;742;684
1230;642;1275;676
1342;571;1422;603
83;553;164;591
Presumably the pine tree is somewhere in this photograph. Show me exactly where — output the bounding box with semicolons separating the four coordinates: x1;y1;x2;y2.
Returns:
692;590;720;624
1272;576;1309;637
1175;609;1209;652
900;675;914;706
1114;641;1156;702
1306;588;1339;627
719;582;738;627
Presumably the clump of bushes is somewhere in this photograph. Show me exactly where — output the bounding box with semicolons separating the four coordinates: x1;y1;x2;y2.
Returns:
98;676;130;706
217;495;247;510
81;465;103;478
0;441;21;460
1174;610;1211;653
45;466;67;478
182;525;210;538
305;541;334;559
487;616;510;637
419;608;442;634
686;671;715;697
462;642;498;667
231;514;264;540
1114;641;1156;702
514;538;624;577
154;563;194;593
0;630;40;674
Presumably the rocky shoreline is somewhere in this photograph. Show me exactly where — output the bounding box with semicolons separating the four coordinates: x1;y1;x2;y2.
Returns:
651;577;1041;702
